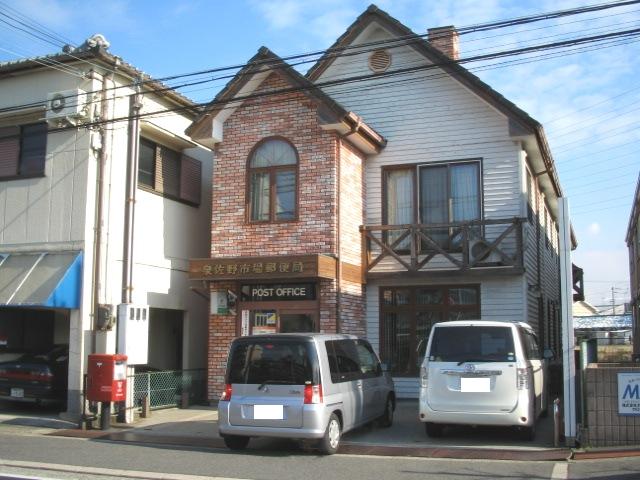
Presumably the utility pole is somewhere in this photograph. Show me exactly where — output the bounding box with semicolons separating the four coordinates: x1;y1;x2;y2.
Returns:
611;286;616;314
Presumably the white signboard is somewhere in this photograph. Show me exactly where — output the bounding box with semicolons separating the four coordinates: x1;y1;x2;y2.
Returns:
618;373;640;415
210;290;228;315
241;310;250;336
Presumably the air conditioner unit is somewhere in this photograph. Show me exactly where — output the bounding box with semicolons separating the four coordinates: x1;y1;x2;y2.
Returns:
46;89;89;125
468;239;501;264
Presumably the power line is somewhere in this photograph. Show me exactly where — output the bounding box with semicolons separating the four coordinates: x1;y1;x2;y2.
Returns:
2;0;639;115
16;25;640;137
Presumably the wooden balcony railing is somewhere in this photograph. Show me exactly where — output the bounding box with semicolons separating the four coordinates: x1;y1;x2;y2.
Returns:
360;217;525;276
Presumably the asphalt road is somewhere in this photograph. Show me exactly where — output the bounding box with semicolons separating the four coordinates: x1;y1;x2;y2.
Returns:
0;426;639;480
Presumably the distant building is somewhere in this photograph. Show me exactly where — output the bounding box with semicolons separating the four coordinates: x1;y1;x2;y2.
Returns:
626;172;640;357
573;300;599;317
574;314;632;346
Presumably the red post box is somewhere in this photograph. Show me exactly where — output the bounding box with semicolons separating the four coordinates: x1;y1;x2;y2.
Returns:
87;354;127;402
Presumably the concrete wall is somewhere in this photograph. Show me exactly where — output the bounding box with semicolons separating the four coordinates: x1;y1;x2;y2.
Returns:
583;364;640;447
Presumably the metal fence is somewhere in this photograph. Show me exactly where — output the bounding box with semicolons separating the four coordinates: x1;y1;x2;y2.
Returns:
131;368;206;411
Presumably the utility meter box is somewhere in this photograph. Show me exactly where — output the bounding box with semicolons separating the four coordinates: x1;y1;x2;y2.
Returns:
117;304;149;365
87;354;127;402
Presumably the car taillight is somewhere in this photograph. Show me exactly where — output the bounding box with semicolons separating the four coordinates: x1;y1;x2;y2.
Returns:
220;383;232;401
304;384;323;404
420;366;428;388
517;368;529;390
34;371;53;381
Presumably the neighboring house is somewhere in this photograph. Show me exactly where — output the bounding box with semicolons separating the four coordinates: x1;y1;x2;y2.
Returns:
573;300;599;317
188;5;577;399
0;36;212;416
627;172;640;357
574;314;633;346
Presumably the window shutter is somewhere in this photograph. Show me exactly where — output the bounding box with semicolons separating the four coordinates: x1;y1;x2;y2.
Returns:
19;123;47;176
180;155;201;205
0;126;20;177
156;145;180;197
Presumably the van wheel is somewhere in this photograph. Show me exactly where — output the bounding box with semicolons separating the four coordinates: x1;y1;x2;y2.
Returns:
378;396;394;428
319;413;341;455
223;435;250;450
425;422;444;438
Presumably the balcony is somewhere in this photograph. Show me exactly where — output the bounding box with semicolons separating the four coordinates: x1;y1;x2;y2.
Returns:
360;217;525;278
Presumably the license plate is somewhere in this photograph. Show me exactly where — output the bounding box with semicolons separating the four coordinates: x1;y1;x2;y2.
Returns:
461;377;490;393
253;405;283;420
10;388;24;398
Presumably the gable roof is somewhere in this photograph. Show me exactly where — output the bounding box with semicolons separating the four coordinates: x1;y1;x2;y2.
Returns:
306;4;575;247
186;47;385;153
0;45;198;115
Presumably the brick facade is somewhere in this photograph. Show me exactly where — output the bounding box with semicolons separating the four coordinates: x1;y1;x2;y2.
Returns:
211;72;338;258
206;71;367;400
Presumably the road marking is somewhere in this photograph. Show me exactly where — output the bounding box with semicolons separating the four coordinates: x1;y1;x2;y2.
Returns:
551;462;568;480
0;460;248;480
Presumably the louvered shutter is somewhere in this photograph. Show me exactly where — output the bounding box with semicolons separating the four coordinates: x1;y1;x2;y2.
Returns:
0;126;20;177
180;155;201;205
19;123;47;176
156;145;180;197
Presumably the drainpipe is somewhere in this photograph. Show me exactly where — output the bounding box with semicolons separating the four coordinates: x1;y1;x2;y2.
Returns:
122;82;143;305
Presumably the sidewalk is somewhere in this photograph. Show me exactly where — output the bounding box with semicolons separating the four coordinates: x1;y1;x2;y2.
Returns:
48;400;574;461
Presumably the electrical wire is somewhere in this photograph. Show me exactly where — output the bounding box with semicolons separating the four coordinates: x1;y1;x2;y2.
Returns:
2;0;639;114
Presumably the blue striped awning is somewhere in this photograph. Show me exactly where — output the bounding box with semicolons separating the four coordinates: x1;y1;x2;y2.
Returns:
0;251;82;308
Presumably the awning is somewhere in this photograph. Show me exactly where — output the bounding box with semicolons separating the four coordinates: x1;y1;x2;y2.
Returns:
0;251;82;308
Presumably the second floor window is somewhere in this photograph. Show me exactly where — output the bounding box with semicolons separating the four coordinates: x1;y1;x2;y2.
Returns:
384;160;481;250
0;123;47;180
248;138;298;222
137;137;202;206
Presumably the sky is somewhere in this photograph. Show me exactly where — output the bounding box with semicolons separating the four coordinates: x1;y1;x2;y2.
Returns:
0;0;638;309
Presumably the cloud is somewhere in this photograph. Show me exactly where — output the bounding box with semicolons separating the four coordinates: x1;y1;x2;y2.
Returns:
250;0;306;30
588;223;601;235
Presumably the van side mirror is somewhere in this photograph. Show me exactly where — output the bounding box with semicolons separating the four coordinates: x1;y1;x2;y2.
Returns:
543;349;554;360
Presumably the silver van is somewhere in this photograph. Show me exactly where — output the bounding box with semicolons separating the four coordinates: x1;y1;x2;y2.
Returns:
419;320;547;440
218;333;395;454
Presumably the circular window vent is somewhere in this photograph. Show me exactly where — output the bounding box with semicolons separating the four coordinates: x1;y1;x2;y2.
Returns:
369;49;391;73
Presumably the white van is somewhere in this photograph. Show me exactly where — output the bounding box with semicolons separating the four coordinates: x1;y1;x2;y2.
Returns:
419;320;547;440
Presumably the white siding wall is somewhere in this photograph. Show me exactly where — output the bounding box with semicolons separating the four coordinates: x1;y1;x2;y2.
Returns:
318;23;531;398
0;71;93;247
316;27;522;231
99;76;213;370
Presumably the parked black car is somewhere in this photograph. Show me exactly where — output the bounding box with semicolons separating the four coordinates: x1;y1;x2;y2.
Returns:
0;345;68;405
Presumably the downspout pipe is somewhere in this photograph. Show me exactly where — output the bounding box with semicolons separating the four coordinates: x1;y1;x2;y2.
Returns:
122;82;143;305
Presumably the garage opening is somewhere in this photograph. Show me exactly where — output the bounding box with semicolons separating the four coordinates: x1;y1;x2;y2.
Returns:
0;307;70;413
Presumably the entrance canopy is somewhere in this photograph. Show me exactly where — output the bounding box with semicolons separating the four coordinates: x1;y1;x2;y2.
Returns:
0;251;83;308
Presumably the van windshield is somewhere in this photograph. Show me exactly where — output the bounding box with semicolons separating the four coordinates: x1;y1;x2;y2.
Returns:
429;326;515;363
227;340;317;385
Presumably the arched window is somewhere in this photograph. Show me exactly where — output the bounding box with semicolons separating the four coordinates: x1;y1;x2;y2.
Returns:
247;138;298;222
